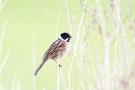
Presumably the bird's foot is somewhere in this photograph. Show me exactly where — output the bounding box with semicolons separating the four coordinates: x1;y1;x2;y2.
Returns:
59;64;62;68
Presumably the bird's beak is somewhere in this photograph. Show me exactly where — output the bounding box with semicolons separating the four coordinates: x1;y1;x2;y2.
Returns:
70;36;72;38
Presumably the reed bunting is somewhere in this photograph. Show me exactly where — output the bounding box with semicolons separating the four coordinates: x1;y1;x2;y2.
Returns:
34;32;72;76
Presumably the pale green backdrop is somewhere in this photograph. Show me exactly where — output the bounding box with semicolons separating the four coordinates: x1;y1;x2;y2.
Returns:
0;0;135;90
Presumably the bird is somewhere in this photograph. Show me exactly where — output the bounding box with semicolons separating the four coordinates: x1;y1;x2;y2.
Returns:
34;32;72;76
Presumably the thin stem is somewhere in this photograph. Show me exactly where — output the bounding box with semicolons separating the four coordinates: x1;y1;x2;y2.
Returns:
0;20;8;61
57;53;60;90
16;80;20;90
114;0;131;88
74;0;86;52
56;12;61;90
84;5;95;12
0;0;8;12
12;75;16;90
112;0;120;89
68;0;86;89
0;20;8;88
60;68;67;90
0;0;2;7
55;12;60;39
0;51;10;72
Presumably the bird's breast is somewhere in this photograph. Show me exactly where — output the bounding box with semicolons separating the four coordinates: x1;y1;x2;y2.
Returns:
52;42;70;60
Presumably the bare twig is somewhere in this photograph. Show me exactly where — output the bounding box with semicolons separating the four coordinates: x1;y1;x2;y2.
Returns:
0;0;8;12
40;0;57;21
74;0;86;52
0;20;8;61
12;75;17;90
60;68;67;90
0;20;8;88
67;0;87;89
114;0;131;89
56;53;61;90
111;0;120;89
84;5;95;12
55;12;60;39
0;51;10;73
16;80;20;90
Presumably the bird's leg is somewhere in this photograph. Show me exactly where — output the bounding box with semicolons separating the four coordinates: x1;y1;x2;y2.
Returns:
54;60;62;68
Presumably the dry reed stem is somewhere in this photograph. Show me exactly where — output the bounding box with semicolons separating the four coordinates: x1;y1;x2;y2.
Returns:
0;0;8;12
60;68;67;90
109;0;121;89
38;0;134;89
114;0;131;89
55;11;67;90
63;0;88;89
0;4;8;90
40;0;57;21
55;12;60;39
0;20;8;61
16;80;20;90
0;51;10;73
0;20;9;89
12;75;16;90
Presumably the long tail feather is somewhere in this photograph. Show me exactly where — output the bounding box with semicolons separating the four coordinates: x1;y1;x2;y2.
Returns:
34;60;46;76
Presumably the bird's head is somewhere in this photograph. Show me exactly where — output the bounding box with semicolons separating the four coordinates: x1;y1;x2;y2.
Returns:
59;32;72;42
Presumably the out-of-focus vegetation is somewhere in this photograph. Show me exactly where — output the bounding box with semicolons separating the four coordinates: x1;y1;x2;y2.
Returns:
0;0;135;90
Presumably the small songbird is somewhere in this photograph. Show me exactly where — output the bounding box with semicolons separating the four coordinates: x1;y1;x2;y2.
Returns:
34;32;72;76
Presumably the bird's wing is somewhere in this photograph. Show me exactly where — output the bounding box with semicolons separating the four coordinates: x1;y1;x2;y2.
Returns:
43;39;66;61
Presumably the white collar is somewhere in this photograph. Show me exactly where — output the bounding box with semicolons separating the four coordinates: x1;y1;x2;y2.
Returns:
58;35;68;42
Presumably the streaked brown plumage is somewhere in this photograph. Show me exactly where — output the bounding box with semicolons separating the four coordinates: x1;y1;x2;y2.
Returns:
34;32;72;76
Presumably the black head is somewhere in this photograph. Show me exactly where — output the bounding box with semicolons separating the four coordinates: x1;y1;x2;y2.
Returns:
59;32;72;42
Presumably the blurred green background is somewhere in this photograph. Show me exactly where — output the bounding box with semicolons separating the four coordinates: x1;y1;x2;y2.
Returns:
0;0;90;89
0;0;135;90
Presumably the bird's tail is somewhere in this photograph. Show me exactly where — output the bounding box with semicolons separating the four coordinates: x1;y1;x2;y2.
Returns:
34;60;46;76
